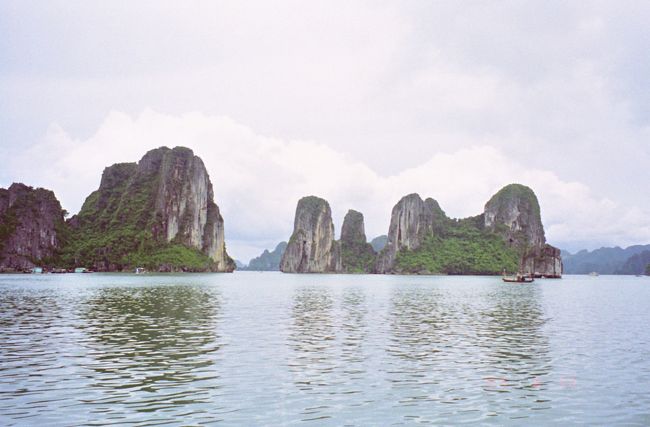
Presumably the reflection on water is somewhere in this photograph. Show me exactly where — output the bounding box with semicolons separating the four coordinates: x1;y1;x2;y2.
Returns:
477;285;552;417
340;289;367;365
386;287;487;422
479;285;551;388
0;281;224;425
287;286;335;422
385;284;552;422
1;274;650;425
80;286;223;413
288;286;335;384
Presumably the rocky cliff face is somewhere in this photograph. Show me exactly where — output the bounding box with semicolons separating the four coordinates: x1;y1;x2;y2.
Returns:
0;183;66;270
484;184;545;248
375;194;447;273
521;244;563;278
339;210;376;273
483;184;562;277
280;196;341;273
67;146;234;272
374;184;562;276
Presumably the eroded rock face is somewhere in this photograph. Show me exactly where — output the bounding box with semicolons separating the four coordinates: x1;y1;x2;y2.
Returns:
0;183;66;270
339;210;376;273
484;184;545;248
280;196;340;273
375;194;446;273
71;146;234;272
341;210;365;243
484;184;562;277
522;244;563;278
143;148;233;270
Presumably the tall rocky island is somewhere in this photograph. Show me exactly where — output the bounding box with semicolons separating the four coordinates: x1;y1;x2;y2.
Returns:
339;210;376;273
483;184;562;277
280;196;341;273
0;183;67;270
280;198;378;273
282;184;561;277
64;146;235;272
377;184;561;276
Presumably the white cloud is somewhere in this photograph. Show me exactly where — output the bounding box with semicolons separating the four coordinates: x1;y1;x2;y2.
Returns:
9;110;650;261
3;2;650;261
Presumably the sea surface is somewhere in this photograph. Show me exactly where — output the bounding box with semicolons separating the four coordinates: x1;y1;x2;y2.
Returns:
0;272;649;426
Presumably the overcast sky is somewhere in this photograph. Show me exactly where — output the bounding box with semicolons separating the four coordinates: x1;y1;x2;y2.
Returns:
1;1;649;262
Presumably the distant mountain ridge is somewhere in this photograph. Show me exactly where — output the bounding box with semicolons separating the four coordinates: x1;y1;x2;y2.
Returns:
617;250;650;275
562;245;650;274
241;242;287;271
370;235;387;252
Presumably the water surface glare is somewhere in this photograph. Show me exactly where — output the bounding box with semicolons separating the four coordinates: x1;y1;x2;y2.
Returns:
1;273;649;425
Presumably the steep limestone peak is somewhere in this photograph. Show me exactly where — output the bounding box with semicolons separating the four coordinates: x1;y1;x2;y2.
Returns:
341;209;366;244
0;183;66;270
483;184;561;276
375;193;448;273
66;146;233;272
99;163;137;190
484;183;545;248
280;196;340;273
339;209;375;273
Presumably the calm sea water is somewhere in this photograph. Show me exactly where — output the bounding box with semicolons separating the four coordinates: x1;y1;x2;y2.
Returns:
1;273;649;426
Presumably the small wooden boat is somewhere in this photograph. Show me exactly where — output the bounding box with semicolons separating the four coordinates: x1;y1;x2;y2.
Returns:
502;274;534;283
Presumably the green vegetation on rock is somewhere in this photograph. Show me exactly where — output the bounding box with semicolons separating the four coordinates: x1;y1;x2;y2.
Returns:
485;183;541;220
59;147;234;272
1;184;67;269
339;209;376;273
341;241;376;273
394;218;519;275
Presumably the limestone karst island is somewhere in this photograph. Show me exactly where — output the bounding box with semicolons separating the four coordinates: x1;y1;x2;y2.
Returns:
1;147;234;273
1;146;561;277
280;185;562;277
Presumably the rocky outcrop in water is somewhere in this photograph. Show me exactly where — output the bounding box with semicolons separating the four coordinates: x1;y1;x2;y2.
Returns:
484;184;545;248
375;194;447;273
374;184;562;276
280;196;341;273
0;183;67;270
339;210;376;273
521;244;563;278
484;184;562;277
65;146;234;272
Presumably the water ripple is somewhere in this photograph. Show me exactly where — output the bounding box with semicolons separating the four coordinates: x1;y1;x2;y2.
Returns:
1;273;649;425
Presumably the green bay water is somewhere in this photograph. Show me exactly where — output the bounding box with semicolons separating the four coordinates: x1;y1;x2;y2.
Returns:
0;273;649;425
